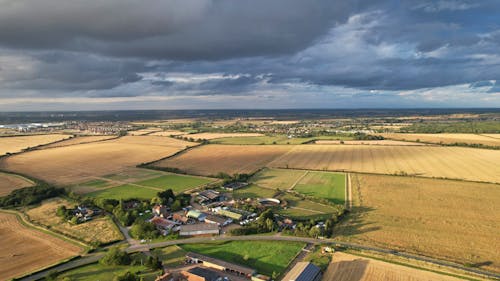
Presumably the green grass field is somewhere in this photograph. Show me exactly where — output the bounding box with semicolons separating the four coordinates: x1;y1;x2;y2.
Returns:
211;135;352;145
293;171;345;204
278;193;341;220
136;174;213;193
87;184;159;200
251;168;307;190
232;184;277;199
79;179;111;188
181;241;304;277
152;245;187;267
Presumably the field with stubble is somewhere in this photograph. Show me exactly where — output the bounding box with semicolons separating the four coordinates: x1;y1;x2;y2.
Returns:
0;134;71;155
0;212;82;280
26;198;123;244
268;145;500;183
334;174;500;273
0;136;196;185
39;135;117;149
153;144;292;176
185;132;263;140
382;133;500;147
0;172;34;196
323;252;462;281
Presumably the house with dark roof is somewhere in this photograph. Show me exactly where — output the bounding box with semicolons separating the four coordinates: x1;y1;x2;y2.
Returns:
181;267;222;281
281;262;322;281
186;252;256;278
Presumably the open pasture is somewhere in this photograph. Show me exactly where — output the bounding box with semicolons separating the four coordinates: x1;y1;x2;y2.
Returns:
0;136;196;185
269;144;500;183
251;168;307;190
293;171;345;204
181;241;305;277
153;144;292;176
0;134;70;156
323;252;461;281
0;212;82;280
0;172;34;196
40;135;116;149
232;184;277;199
334;174;500;273
26;198;123;245
382;133;500;147
278;193;341;220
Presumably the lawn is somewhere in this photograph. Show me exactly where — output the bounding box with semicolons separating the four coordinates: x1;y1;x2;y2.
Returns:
293;171;346;204
232;184;277;199
251;168;307;190
180;241;305;277
87;184;159;200
135;174;214;193
152;245;187;267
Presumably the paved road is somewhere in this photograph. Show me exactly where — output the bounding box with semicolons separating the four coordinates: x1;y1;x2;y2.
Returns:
20;254;103;281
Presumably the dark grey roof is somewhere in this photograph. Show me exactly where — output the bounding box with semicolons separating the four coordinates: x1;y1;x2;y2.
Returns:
282;262;321;281
187;267;221;281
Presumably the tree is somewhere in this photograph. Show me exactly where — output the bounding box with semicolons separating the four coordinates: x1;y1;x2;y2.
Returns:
100;247;131;266
113;271;141;281
146;255;162;270
129;220;159;239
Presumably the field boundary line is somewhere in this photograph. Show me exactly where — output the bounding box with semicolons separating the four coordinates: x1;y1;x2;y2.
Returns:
288;170;309;191
139;142;204;167
346;173;352;211
34;135;122;151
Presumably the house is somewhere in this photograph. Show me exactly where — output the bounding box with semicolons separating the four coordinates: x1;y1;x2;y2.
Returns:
186;252;256;278
150;217;179;235
204;214;232;226
152;205;169;217
187;210;207;222
180;267;222;281
281;262;322;281
179;224;219;236
222;182;248;191
197;190;224;205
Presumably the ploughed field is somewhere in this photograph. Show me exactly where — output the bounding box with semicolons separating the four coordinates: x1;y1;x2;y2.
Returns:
381;133;500;147
0;212;82;280
0;172;34;196
153;144;293;176
334;174;500;273
0;134;71;156
323;252;462;281
268;144;500;183
0;136;196;185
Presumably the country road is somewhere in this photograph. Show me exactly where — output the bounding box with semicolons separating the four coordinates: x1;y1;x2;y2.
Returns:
20;234;500;280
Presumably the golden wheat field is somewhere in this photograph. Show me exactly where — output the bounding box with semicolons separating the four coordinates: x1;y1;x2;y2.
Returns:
0;172;34;196
149;130;186;136
334;174;500;273
0;212;82;280
0;136;196;185
323;252;461;281
268;145;500;183
127;127;162;135
183;132;264;140
382;133;500;147
153;144;293;176
314;140;427;146
26;198;123;244
0;134;71;156
39;135;117;149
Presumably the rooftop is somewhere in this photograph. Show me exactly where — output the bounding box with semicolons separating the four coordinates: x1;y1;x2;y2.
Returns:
281;262;321;281
180;223;219;232
186;252;255;275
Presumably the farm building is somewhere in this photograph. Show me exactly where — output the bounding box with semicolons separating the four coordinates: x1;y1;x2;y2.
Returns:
180;224;219;236
217;209;243;221
180;267;222;281
173;212;189;224
186;252;256;278
223;182;248;191
281;262;322;281
197;189;225;205
150;217;179;235
204;214;232;226
187;210;207;221
152;205;169;217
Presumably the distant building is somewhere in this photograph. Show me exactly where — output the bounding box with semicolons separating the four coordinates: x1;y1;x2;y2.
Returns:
222;182;248;191
187;210;207;221
179;223;219;236
186;252;256;277
281;262;322;281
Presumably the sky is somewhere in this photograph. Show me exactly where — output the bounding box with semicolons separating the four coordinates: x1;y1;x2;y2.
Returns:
0;0;499;111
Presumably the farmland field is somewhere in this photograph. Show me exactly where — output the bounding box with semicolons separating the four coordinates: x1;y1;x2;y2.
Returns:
181;240;305;276
153;144;293;176
0;171;34;196
293;171;345;204
334;174;500;273
128;127;162;135
382;133;500;147
183;132;263;140
0;211;82;280
149;130;186;136
87;184;162;200
232;184;277;199
0;136;196;185
268;144;500;183
40;135;116;149
0;134;71;155
26;198;123;244
251;168;307;190
323;252;461;281
278;193;342;220
314;140;427;146
134;173;213;192
211;135;349;145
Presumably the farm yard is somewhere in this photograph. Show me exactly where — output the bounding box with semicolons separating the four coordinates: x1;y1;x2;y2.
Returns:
381;133;500;147
25;198;123;245
268;144;500;183
39;135;117;149
0;171;34;196
0;211;82;281
153;144;293;176
323;252;462;281
334;174;500;273
0;134;70;156
180;241;305;277
0;136;196;185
